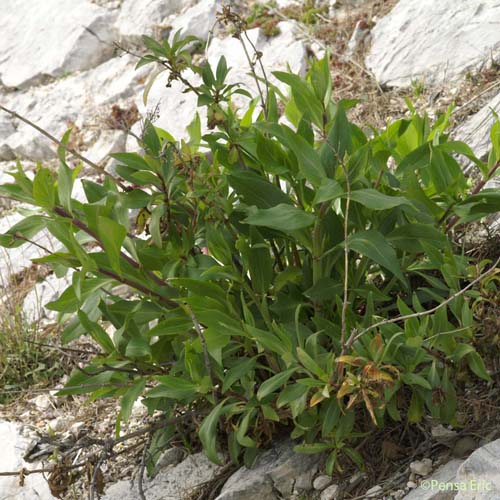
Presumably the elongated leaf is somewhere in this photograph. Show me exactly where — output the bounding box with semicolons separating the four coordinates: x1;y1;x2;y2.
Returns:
346;230;405;282
244;204;315;232
96;216;127;274
199;402;225;464
257;368;297;400
121;379;146;422
348;189;413;211
33;167;56;209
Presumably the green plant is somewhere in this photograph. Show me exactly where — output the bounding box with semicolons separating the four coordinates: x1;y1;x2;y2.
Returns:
245;1;281;37
411;78;426;97
1;25;500;475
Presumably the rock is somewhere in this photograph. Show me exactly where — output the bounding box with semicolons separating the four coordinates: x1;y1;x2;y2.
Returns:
0;212;57;281
313;474;333;491
454;90;500;162
31;394;53;412
452;436;478;458
0;420;56;499
320;483;340;500
22;271;74;325
115;0;186;41
366;0;500;87
407;481;417;489
366;484;383;497
345;20;370;59
46;416;71;434
169;0;221;42
410;459;433;477
69;421;86;437
454;438;500;499
431;424;458;446
103;452;222;500
0;0;116;89
216;441;321;500
82;129;127;166
403;459;463;499
1;55;146;161
154;447;187;474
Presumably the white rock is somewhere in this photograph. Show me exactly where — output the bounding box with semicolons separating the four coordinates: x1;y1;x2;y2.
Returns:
116;0;186;41
0;0;116;89
23;271;74;325
454;439;500;499
0;420;56;499
454;90;500;162
169;0;221;42
1;55;146;161
46;416;71;433
366;0;500;87
0;212;58;282
216;440;321;499
403;459;463;499
313;474;333;491
320;483;340;500
83;130;127;166
366;484;383;497
103;452;222;500
32;394;53;412
410;459;433;477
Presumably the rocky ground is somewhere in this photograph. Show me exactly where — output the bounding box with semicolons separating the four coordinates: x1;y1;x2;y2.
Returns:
1;0;500;499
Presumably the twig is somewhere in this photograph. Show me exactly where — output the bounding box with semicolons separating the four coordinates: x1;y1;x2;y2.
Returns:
345;253;500;349
137;433;153;500
0;104;125;189
340;161;351;351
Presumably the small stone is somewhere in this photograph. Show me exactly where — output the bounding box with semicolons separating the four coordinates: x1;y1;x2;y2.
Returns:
409;458;433;476
407;481;417;489
452;436;477;458
313;474;333;491
365;484;383;497
155;447;186;473
431;424;458;445
69;422;86;437
320;483;340;500
46;417;70;433
32;394;52;411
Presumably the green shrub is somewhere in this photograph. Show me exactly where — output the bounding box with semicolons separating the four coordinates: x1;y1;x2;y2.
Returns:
1;28;500;473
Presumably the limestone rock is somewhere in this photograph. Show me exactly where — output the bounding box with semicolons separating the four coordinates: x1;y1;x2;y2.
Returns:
116;0;186;41
0;212;57;282
455;439;500;498
0;0;116;89
366;0;500;88
1;55;145;161
403;459;464;500
320;483;340;500
410;459;433;477
0;420;56;500
169;0;221;42
313;474;333;491
454;90;500;161
102;452;222;500
216;440;321;500
23;271;74;325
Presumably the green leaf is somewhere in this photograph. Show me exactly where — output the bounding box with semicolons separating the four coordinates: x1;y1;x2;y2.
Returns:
466;352;492;382
401;373;432;390
244;204;315;232
222;358;256;393
148;375;198;400
0;215;47;248
111;152;151;171
387;224;448;252
120;379;146;422
296;347;327;380
78;310;115;353
96;216;127;274
33;167;56;209
348;189;413;211
313;179;343;205
229;170;293;209
257;368;297;400
346;230;405;282
199;401;225;464
293;443;332;454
